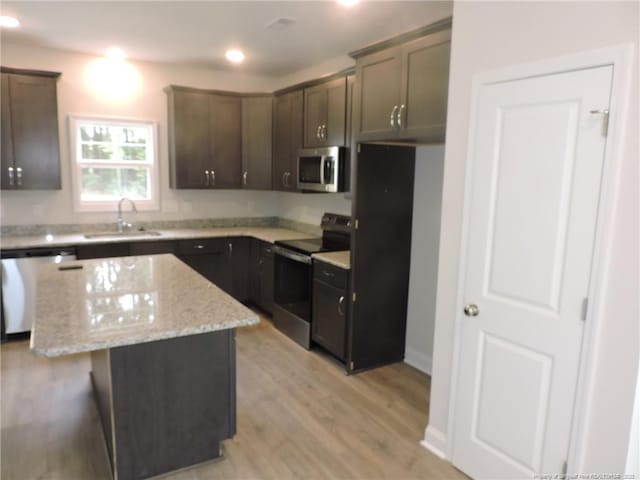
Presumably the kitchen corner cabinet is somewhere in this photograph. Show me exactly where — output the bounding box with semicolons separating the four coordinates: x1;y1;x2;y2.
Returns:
272;89;303;192
1;69;61;190
166;87;241;189
303;77;347;148
312;260;349;361
241;96;273;190
353;27;451;143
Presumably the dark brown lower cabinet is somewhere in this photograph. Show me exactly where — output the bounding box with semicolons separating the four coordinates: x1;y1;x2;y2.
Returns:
76;242;131;260
312;260;349;361
249;239;274;314
176;238;231;294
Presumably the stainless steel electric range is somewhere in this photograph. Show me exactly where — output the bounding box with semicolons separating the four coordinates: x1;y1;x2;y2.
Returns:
272;213;351;348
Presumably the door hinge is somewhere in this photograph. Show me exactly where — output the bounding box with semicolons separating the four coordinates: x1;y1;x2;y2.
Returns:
352;292;356;302
581;297;589;322
354;219;359;230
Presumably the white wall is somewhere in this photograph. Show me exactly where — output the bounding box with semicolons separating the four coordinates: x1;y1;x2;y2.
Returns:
405;146;445;375
426;1;639;473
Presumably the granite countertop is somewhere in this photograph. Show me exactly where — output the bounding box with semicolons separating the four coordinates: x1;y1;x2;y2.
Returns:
1;227;315;250
312;250;351;270
30;254;260;357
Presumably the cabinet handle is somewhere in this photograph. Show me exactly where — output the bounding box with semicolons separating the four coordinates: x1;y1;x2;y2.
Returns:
243;171;248;186
211;170;216;186
397;104;405;129
282;172;287;187
15;167;22;186
265;248;272;254
7;167;14;186
322;124;327;140
390;105;398;128
228;242;233;257
322;270;335;278
338;295;345;316
194;244;204;249
316;125;322;140
205;170;210;186
285;171;291;187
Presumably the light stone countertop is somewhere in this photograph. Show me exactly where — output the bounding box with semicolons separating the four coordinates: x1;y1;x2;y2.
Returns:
312;250;351;270
1;227;315;250
30;254;260;357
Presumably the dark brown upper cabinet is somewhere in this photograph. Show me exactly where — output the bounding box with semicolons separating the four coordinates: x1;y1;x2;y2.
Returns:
1;69;61;190
352;26;451;143
303;77;347;148
272;89;303;192
166;86;241;189
241;96;272;190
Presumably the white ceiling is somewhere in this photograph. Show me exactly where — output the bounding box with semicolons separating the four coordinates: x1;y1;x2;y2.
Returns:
0;1;453;77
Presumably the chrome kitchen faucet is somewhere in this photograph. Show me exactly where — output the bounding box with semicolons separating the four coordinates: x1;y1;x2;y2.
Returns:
117;197;138;232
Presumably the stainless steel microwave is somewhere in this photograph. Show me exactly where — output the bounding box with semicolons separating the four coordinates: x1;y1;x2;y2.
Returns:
297;146;346;193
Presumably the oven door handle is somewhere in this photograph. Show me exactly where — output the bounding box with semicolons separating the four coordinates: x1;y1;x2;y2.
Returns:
273;245;312;265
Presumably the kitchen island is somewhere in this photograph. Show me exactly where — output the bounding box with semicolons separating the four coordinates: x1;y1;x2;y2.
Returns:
30;254;259;480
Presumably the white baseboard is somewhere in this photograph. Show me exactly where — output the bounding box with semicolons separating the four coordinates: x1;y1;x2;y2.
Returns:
421;424;448;460
404;347;433;375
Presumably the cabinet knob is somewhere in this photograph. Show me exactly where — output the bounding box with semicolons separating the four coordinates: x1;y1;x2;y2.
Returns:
390;105;398;128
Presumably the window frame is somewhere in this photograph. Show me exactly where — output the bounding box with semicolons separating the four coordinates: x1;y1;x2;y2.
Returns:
69;115;160;212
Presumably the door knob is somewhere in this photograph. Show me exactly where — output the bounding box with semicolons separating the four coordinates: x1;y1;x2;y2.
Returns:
463;304;479;317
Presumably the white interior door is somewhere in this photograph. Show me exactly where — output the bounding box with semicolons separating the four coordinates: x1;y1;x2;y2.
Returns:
452;65;613;478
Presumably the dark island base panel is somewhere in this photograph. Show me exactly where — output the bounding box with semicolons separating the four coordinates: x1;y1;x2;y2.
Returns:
90;330;236;480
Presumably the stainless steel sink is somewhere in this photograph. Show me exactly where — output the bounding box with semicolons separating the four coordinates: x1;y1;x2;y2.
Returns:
84;230;162;239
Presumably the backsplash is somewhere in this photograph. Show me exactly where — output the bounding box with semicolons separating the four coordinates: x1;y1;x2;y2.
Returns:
0;216;322;237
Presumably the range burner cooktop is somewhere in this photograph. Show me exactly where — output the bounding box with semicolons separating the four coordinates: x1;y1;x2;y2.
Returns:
274;238;328;255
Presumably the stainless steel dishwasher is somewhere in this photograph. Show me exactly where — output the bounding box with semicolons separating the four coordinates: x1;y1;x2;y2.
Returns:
1;248;77;335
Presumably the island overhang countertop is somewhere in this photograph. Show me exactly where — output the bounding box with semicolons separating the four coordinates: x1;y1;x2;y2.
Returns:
30;253;260;357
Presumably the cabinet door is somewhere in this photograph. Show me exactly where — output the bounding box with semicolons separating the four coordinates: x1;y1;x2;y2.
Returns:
178;252;230;292
76;242;131;260
303;85;326;148
1;73;14;189
258;242;274;314
324;77;347;146
272;90;302;192
228;237;249;301
241;96;272;190
5;74;61;189
210;95;242;189
312;279;347;361
353;48;401;141
169;90;210;188
399;29;451;141
248;239;261;304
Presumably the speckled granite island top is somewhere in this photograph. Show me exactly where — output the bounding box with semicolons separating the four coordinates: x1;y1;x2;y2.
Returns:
312;250;351;270
30;253;259;357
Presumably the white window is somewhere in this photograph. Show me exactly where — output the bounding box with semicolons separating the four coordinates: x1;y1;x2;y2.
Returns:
70;116;159;212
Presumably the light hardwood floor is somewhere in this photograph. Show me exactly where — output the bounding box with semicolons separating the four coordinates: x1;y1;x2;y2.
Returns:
1;316;466;480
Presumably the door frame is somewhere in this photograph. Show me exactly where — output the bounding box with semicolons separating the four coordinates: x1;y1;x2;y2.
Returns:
447;43;635;473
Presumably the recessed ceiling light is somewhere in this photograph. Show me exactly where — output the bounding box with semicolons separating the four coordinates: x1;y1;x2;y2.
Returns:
0;16;20;28
225;49;245;64
336;0;359;7
106;47;126;61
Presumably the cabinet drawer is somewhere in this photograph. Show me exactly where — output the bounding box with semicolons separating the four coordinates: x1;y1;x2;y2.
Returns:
77;242;130;260
129;241;176;256
176;238;226;255
313;260;348;290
